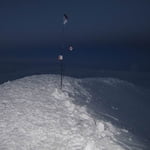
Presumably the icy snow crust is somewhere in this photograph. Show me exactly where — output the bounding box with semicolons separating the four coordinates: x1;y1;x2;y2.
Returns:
0;75;147;150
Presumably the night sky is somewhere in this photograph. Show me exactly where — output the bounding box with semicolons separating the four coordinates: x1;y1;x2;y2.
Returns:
0;0;150;72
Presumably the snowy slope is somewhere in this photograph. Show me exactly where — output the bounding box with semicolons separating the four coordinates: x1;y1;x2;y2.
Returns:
0;75;148;150
81;78;150;139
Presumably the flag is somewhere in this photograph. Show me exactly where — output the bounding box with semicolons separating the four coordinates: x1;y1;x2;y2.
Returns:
63;14;68;25
69;46;73;51
58;55;63;60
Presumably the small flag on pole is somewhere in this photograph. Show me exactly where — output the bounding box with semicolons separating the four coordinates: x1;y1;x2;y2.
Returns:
69;45;73;51
63;14;68;25
58;55;63;60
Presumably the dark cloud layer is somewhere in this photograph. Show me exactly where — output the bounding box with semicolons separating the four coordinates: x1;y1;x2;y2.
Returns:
0;0;150;47
0;0;150;71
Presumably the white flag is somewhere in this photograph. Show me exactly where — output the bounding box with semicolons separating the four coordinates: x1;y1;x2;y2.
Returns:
63;14;68;25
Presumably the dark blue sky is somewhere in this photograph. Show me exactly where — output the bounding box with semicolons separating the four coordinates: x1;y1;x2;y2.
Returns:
0;0;150;71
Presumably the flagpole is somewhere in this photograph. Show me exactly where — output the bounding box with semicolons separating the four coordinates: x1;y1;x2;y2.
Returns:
58;14;71;90
60;19;65;90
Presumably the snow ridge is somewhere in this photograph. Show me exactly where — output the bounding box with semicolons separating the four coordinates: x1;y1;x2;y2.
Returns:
0;75;146;150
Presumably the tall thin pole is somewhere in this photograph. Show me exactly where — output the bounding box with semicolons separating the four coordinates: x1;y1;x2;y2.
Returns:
60;21;65;89
58;14;69;90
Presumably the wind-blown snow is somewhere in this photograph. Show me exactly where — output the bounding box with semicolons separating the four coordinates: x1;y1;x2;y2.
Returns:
0;75;148;150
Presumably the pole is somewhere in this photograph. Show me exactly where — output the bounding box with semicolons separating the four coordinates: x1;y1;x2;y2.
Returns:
60;18;65;89
58;14;69;89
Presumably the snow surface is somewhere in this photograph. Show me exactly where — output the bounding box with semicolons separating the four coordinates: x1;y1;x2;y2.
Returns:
0;75;148;150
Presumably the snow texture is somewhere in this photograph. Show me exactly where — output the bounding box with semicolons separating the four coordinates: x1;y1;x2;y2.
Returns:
0;75;147;150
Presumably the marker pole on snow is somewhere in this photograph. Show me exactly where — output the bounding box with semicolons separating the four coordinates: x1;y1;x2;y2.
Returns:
58;14;73;89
